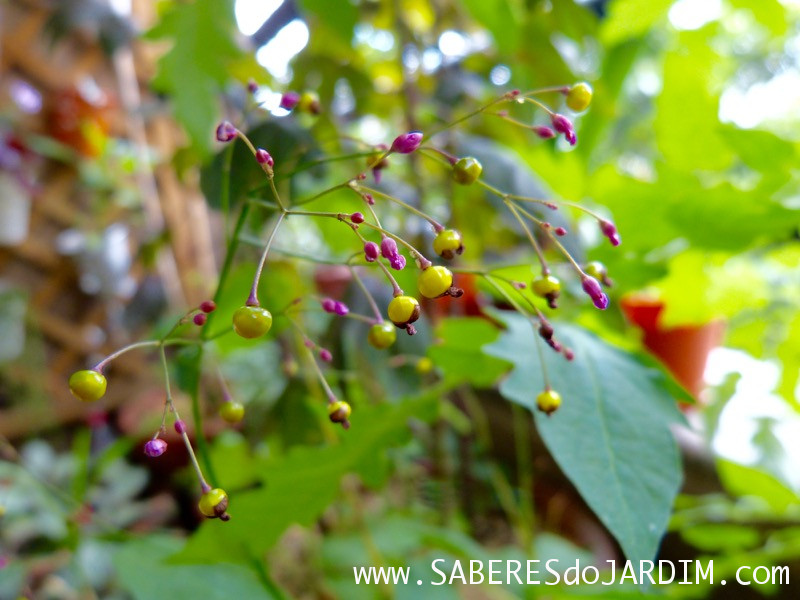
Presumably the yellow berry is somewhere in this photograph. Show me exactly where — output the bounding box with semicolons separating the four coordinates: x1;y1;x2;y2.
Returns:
452;156;482;185
68;370;107;403
536;389;562;415
298;91;321;114
368;321;397;349
566;82;593;112
219;401;245;424
415;357;434;375
418;266;453;299
387;295;420;327
328;400;352;423
532;275;561;297
584;261;607;280
232;306;273;339
433;229;463;259
198;488;229;518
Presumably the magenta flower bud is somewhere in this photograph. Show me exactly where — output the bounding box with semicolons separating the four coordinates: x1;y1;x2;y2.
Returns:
533;126;556;139
554;226;567;236
389;254;406;271
199;300;216;313
364;241;379;262
215;121;236;142
174;420;187;434
582;276;609;310
280;91;300;110
380;237;399;259
390;131;423;154
599;220;621;246
319;348;332;362
144;438;167;458
193;313;207;326
321;298;337;313
363;193;374;205
255;148;274;167
247;79;259;94
550;113;576;146
333;301;349;316
350;212;364;224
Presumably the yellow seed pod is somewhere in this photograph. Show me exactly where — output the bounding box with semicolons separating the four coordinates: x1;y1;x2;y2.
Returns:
418;266;454;299
566;82;593;112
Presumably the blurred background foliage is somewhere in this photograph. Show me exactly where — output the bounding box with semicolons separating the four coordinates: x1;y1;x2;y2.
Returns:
2;0;800;598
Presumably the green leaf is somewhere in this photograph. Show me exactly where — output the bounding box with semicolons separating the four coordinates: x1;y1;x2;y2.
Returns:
113;535;275;599
145;0;244;158
484;310;683;563
459;0;522;56
427;317;507;387
717;460;800;513
600;0;673;45
177;393;439;562
297;0;359;48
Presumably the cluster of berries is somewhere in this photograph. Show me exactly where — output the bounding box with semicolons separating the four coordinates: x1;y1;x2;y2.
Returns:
68;81;619;521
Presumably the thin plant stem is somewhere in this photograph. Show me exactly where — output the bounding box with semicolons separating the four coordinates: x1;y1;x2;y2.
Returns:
359;185;443;231
505;200;549;275
348;265;384;323
249;212;287;305
92;340;159;371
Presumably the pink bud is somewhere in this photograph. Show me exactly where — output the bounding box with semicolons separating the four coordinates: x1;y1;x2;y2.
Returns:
174;420;187;434
380;237;399;259
321;298;337;313
350;212;365;224
364;241;379;262
144;438;167;458
581;276;609;310
333;301;349;316
199;300;216;313
550;113;576;146
280;91;300;110
247;79;259;94
363;193;374;205
390;131;423;154
599;220;621;246
389;254;406;271
319;348;332;362
193;313;207;326
255;148;274;167
533;126;556;139
554;227;567;236
215;121;236;142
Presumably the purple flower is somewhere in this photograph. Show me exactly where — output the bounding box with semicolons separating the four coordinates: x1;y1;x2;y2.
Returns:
255;148;274;167
364;241;379;262
215;121;236;142
389;254;406;271
334;301;349;316
550;113;576;146
280;91;300;110
581;276;609;310
390;131;423;154
599;220;621;247
144;438;167;458
533;126;556;139
321;298;337;313
174;420;187;434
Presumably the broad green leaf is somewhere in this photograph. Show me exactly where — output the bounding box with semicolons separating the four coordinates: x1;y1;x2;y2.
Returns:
177;394;438;562
729;0;788;36
484;310;683;564
298;0;359;48
113;535;275;599
717;460;800;513
459;0;522;56
145;0;244;158
427;317;507;387
600;0;673;45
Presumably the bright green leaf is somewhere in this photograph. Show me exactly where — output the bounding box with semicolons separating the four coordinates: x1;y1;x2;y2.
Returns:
427;317;507;387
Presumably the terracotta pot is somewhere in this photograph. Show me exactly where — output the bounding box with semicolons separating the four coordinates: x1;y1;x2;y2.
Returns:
621;295;725;398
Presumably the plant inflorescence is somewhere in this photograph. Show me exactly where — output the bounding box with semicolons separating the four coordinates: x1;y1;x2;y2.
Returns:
68;81;620;521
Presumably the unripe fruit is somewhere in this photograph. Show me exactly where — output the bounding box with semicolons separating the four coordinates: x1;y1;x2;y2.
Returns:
415;357;434;375
566;82;593;112
536;389;562;415
388;295;420;327
219;401;245;424
452;156;482;185
418;266;454;299
584;261;607;281
199;488;230;520
328;400;352;424
68;370;107;402
368;321;397;349
433;229;464;259
298;91;321;114
532;275;561;297
232;306;273;339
